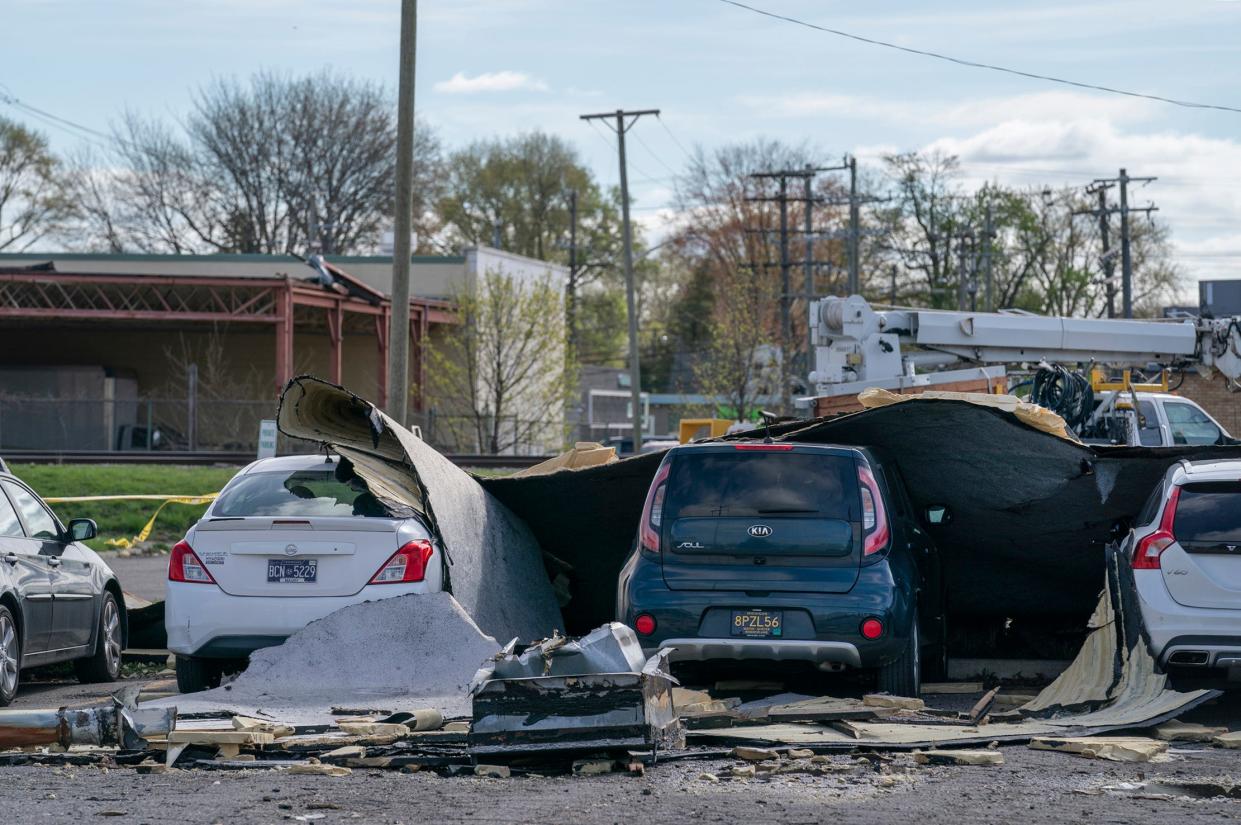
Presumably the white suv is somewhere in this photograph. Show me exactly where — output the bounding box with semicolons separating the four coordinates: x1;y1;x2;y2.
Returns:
1127;458;1241;675
166;454;443;692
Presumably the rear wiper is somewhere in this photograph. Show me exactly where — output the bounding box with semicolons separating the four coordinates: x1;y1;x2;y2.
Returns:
756;508;818;514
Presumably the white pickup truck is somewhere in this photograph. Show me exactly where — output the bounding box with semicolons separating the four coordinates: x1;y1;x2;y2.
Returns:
1084;392;1234;447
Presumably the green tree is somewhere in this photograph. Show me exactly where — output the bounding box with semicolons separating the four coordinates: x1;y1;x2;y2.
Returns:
435;131;624;357
0;117;71;251
425;269;574;455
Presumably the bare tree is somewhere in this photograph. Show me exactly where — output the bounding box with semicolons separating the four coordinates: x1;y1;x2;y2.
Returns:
425;269;573;454
76;71;441;255
0;117;72;251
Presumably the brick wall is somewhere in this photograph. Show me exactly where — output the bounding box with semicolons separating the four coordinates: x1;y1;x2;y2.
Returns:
1173;370;1241;437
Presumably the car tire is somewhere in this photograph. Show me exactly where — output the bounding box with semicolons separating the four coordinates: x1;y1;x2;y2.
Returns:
75;592;123;684
0;606;20;707
175;655;224;693
877;615;920;697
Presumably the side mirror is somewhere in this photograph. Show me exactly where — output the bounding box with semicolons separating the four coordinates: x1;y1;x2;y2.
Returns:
68;518;98;542
1110;518;1132;538
925;505;952;526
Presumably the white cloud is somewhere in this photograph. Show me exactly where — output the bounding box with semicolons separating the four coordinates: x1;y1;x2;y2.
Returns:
743;90;1155;131
912;120;1241;292
433;70;548;94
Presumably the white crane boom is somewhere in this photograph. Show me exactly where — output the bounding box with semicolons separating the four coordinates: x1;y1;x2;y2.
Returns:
807;296;1241;400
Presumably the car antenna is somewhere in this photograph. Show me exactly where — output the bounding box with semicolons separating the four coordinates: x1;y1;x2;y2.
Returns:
760;410;777;444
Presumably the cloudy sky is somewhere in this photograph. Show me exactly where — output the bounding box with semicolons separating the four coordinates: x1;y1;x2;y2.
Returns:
6;0;1241;296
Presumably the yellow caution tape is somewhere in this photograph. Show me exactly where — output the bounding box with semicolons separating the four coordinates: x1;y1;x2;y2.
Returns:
43;493;220;549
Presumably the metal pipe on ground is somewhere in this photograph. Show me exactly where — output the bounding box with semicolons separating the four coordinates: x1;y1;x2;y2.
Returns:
0;703;175;750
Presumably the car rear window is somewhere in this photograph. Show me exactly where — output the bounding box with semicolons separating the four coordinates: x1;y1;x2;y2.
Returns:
664;450;858;521
213;470;388;518
1175;481;1241;543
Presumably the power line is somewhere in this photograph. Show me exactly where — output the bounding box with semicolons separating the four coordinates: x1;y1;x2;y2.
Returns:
715;0;1241;115
630;129;681;178
656;114;695;161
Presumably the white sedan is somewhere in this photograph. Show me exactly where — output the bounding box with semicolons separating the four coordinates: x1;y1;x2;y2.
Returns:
166;454;442;692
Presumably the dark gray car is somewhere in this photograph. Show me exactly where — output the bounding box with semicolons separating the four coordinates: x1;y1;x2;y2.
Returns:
0;463;126;705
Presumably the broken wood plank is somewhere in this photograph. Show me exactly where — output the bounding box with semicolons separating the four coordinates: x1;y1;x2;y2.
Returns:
232;717;294;738
1028;736;1168;763
1151;721;1228;742
969;687;1000;725
914;749;1004;766
1212;731;1241;749
863;694;925;711
167;731;274;747
767;697;877;723
336;722;410;737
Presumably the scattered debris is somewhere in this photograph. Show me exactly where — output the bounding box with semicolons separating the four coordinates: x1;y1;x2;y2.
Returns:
287;761;352;777
913;749;1004;766
571;759;615;776
863;694;925;711
1029;736;1169;762
731;746;780;762
469;623;682;758
474;764;511;779
0;702;175;750
1212;731;1241;749
1152;721;1229;742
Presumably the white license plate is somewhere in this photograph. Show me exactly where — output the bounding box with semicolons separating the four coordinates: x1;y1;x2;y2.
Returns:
267;559;318;583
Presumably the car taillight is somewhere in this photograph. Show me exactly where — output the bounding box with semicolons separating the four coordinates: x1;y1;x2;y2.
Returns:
857;465;890;557
733;443;794;451
370;540;435;584
1133;486;1181;570
860;618;884;639
168;540;217;584
640;462;672;556
634;613;657;636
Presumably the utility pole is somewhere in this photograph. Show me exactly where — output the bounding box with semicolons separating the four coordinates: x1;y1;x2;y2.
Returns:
1078;171;1156;319
580;108;659;453
981;202;994;312
847;155;860;295
802;167;814;367
747;163;843;413
388;0;417;425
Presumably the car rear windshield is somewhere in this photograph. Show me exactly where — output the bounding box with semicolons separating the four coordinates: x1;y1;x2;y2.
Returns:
664;450;858;520
1175;481;1241;543
213;470;388;518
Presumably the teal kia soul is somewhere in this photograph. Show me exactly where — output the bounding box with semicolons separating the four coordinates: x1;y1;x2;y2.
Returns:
616;441;946;696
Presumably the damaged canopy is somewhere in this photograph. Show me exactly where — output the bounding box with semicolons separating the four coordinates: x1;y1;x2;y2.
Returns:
277;376;562;643
482;397;1241;632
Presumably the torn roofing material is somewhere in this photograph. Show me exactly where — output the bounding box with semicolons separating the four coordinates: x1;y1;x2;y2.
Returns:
276;376;563;643
482;398;1241;633
693;544;1219;751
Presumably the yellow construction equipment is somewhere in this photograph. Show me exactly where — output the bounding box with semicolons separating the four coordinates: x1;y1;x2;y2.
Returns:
678;418;733;444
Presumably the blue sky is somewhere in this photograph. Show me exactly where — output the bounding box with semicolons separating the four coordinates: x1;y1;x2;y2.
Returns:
6;0;1241;293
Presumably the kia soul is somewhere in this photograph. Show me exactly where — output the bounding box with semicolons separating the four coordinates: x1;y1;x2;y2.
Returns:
616;441;945;696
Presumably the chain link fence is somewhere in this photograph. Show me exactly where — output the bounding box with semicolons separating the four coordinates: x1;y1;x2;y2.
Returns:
0;397;564;458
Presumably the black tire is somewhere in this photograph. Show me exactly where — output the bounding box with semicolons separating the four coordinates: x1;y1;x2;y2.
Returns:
0;605;20;707
75;592;123;684
176;655;224;693
877;616;921;697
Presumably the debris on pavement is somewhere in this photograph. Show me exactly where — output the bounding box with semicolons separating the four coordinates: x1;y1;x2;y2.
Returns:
0;700;175;750
152;592;501;723
913;749;1004;766
1028;736;1170;763
863;694;926;711
468;622;683;759
1151;721;1229;742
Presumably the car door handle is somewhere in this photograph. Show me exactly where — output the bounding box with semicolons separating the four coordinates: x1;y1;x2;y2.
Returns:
46;557;61;567
2;553;16;566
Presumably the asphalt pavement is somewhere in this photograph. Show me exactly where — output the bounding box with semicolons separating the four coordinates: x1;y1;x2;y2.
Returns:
105;554;168;603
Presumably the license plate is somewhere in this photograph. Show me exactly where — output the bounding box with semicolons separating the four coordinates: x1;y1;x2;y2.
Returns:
267;559;318;583
730;609;783;638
